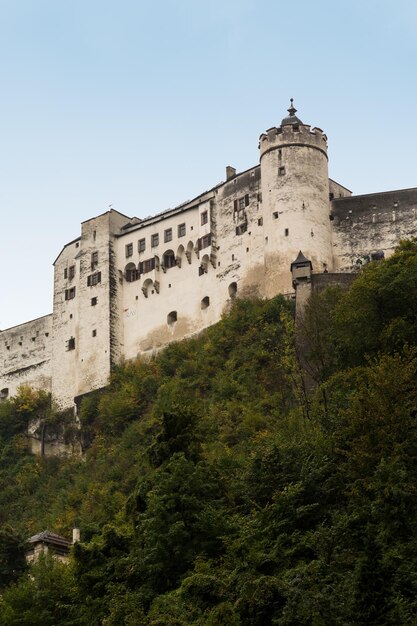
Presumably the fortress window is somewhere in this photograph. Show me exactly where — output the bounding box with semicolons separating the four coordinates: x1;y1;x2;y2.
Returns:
273;212;279;219
87;272;101;286
140;257;156;274
285;228;289;237
278;166;286;176
198;233;212;250
92;329;97;337
201;296;210;309
66;337;75;351
258;217;263;226
68;265;75;280
293;124;299;132
91;252;98;268
164;228;173;243
91;297;97;306
178;223;186;238
64;268;68;279
125;243;133;258
151;234;159;248
163;250;176;269
329;192;334;201
236;223;247;236
167;311;177;325
239;197;246;210
228;282;237;299
201;211;208;225
65;287;76;300
125;264;140;282
138;238;146;252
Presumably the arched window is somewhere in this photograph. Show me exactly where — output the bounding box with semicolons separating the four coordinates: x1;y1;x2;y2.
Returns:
228;282;237;299
125;262;139;282
201;296;210;309
167;311;177;325
199;254;210;276
186;240;194;264
176;244;185;268
142;278;154;298
162;250;176;271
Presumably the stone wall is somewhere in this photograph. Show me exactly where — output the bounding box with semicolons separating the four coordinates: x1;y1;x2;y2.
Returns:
332;188;417;271
0;315;52;400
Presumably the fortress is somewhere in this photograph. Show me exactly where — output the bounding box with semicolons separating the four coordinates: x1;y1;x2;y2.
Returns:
1;101;417;409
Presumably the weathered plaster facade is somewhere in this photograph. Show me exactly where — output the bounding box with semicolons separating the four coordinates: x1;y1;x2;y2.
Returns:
1;101;416;409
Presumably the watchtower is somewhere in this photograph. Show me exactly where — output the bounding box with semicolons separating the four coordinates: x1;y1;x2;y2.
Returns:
259;100;333;296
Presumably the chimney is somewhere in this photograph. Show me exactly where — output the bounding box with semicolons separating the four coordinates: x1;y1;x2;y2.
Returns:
226;166;236;181
72;528;80;544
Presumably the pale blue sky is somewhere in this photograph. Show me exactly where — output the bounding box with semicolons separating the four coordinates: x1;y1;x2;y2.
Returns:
1;0;416;328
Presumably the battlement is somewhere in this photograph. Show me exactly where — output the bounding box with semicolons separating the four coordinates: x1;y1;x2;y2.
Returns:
259;123;328;159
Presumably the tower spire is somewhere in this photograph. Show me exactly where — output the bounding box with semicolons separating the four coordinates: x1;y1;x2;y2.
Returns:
287;98;297;117
281;98;302;126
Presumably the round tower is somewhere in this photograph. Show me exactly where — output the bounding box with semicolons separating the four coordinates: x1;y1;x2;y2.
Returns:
259;100;333;296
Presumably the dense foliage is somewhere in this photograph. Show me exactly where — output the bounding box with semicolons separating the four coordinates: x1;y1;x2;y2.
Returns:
1;240;417;624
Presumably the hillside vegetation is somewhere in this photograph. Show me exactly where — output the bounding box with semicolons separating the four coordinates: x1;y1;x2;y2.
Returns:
1;240;417;625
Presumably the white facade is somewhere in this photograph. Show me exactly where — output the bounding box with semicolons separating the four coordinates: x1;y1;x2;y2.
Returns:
1;102;417;409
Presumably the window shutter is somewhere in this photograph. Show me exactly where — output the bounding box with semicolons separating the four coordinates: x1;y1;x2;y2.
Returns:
233;199;238;212
87;276;91;286
139;262;143;274
245;194;249;206
98;272;101;283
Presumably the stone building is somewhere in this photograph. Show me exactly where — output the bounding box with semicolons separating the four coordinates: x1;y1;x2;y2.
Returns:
1;101;417;409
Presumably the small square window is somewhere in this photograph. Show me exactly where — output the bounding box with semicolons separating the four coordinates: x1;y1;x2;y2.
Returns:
91;297;97;306
278;166;286;176
273;212;279;220
87;272;101;286
67;337;75;351
164;228;173;243
125;243;133;257
201;211;208;225
178;223;186;237
138;238;146;252
65;287;76;300
151;234;159;248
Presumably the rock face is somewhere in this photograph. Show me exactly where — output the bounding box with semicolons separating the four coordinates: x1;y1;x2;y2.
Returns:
1;102;416;410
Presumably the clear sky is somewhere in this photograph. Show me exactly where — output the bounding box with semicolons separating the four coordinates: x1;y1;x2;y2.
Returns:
1;0;416;329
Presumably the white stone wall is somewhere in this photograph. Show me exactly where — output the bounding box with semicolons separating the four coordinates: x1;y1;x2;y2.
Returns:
0;315;52;400
51;210;128;408
260;124;333;296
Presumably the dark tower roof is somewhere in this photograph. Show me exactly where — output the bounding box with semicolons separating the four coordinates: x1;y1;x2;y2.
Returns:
281;98;303;126
290;250;312;272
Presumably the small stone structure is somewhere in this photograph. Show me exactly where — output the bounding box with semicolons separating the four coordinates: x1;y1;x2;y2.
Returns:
26;528;80;563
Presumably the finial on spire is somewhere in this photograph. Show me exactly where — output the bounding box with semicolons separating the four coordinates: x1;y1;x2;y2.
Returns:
287;98;297;117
